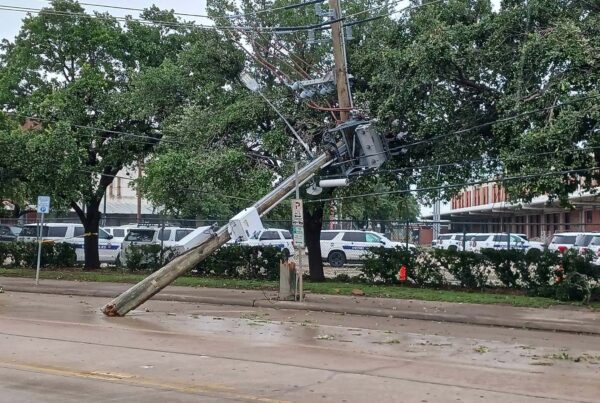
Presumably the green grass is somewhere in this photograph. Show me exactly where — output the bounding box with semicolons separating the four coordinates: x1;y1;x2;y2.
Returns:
1;267;597;309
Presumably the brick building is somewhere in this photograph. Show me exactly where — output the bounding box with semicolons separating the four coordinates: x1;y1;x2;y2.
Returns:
435;184;600;241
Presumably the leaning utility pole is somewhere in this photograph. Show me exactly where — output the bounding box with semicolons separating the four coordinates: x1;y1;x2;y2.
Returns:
102;154;334;316
329;0;352;122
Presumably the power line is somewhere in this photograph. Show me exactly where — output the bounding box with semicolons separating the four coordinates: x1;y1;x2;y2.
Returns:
46;0;327;20
3;112;300;163
319;144;600;179
0;3;340;33
307;166;600;203
327;93;600;168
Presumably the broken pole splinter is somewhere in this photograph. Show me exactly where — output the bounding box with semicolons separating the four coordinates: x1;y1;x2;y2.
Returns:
102;152;333;317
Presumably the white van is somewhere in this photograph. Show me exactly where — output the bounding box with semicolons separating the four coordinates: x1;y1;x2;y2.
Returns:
320;230;415;267
237;228;295;258
548;232;584;253
467;233;529;252
18;223;119;263
120;226;213;265
432;233;466;251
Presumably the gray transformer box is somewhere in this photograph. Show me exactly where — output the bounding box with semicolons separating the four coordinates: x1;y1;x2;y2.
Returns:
355;123;387;169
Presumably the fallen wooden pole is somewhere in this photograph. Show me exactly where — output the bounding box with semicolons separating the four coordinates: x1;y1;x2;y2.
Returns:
102;151;333;316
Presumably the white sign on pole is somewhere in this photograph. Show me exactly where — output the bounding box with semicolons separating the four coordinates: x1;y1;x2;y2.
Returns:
291;199;305;248
35;196;50;286
37;196;51;214
291;199;303;225
292;226;305;249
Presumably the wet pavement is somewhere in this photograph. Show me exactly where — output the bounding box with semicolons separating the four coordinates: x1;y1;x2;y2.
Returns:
2;277;599;334
0;291;599;402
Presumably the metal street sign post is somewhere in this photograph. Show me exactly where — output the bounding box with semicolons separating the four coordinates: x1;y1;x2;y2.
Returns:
36;196;50;285
292;163;305;301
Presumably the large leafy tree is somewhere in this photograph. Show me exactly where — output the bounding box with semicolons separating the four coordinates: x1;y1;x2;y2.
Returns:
352;0;599;205
0;0;242;268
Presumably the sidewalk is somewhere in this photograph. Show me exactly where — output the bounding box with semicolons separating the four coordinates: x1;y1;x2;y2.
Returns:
1;276;599;335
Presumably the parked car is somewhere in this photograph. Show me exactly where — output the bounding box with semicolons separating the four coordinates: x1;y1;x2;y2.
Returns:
101;225;137;245
514;233;545;251
585;236;600;264
571;232;600;254
18;223;119;263
548;232;583;253
120;226;213;265
0;224;19;242
320;230;415;267
432;233;466;251
466;233;529;253
237;228;295;258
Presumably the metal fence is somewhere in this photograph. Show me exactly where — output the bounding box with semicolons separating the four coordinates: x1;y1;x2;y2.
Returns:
3;214;600;247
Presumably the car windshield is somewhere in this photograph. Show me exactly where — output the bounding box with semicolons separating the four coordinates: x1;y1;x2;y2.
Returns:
552;235;577;245
125;229;155;242
575;234;596;247
590;237;600;246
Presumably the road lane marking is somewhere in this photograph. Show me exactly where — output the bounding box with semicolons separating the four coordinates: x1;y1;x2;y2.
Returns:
0;361;290;403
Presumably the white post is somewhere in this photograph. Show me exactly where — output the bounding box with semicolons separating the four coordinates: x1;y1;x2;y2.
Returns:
35;212;45;285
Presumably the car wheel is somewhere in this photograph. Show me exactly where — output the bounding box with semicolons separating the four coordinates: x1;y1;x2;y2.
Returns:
448;245;458;252
328;251;346;267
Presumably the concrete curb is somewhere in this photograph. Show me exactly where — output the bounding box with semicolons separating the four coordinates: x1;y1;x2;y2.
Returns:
4;284;600;335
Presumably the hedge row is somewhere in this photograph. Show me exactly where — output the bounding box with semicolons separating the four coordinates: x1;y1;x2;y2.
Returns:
363;247;600;303
124;243;284;280
0;241;77;268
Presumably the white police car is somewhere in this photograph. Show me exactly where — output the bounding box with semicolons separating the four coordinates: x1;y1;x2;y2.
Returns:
237;228;295;258
320;230;415;267
19;223;119;263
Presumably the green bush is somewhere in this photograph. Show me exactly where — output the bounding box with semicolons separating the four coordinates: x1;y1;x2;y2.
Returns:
0;241;76;268
198;244;284;280
362;246;415;284
411;249;446;287
480;248;524;288
555;272;592;303
438;249;490;289
123;244;176;272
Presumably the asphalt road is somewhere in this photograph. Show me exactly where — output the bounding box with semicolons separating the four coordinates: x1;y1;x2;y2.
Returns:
0;291;599;402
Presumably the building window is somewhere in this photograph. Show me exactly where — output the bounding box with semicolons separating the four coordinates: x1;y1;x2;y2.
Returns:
564;213;571;231
586;210;593;224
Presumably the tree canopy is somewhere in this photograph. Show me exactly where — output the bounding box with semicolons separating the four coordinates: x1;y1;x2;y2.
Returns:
0;0;242;267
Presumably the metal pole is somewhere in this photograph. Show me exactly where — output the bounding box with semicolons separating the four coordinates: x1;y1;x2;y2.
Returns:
295;162;303;302
35;212;45;285
160;218;165;265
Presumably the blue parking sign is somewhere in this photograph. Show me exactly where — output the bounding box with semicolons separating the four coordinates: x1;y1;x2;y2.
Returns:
37;196;51;214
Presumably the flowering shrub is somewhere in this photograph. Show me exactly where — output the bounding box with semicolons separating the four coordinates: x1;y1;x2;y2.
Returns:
196;244;284;280
412;250;446;287
362;247;597;302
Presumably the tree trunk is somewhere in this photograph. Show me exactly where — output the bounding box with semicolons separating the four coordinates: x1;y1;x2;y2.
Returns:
83;201;101;270
304;202;325;282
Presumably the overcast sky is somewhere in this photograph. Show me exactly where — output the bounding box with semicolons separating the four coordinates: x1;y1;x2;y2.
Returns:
0;0;211;40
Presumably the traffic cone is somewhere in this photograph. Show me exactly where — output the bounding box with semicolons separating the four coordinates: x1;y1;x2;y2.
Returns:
398;265;407;282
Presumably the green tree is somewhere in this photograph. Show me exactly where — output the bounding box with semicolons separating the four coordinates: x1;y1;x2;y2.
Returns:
0;0;242;268
352;0;599;205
